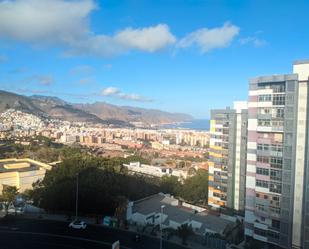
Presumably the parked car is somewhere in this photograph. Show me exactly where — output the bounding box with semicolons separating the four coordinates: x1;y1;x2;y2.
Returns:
133;234;141;242
15;206;24;214
68;220;87;229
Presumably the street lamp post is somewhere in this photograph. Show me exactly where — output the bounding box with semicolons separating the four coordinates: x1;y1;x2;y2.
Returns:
160;205;165;249
75;173;79;220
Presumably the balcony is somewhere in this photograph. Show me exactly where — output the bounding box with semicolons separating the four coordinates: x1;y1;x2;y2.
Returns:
257;126;284;133
270;151;283;157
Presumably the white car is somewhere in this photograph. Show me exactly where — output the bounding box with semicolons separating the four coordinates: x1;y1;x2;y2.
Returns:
69;220;87;229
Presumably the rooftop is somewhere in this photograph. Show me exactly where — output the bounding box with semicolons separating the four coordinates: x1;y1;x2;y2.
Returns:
0;158;52;173
132;193;234;234
293;60;309;65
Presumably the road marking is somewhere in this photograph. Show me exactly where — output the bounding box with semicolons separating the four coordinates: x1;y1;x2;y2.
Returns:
0;230;132;249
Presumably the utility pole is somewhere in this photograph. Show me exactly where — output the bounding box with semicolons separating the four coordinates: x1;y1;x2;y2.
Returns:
160;205;165;249
75;173;79;219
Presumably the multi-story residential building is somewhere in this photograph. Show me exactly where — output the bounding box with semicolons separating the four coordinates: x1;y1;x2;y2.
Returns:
245;61;309;249
208;101;248;212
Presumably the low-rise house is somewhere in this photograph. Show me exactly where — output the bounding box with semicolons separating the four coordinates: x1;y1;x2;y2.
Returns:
127;193;239;237
123;162;189;179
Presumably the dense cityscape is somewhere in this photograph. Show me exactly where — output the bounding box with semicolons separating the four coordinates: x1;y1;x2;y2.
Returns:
0;1;309;249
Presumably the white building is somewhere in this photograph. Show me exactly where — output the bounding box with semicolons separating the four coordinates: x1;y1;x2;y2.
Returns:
123;162;189;179
127;193;237;236
0;158;52;193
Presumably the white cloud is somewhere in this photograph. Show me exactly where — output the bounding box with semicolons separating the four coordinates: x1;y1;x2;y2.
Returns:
239;36;267;47
100;86;152;102
64;24;176;57
0;0;175;56
177;22;240;53
114;24;176;52
0;0;95;43
101;87;121;96
0;1;240;56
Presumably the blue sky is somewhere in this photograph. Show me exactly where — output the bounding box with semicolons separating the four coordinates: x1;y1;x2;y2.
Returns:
0;0;309;118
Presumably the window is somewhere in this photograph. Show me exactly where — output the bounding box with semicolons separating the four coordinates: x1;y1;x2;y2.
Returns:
258;107;271;115
270;182;282;193
270;157;283;169
257;143;269;151
275;108;284;118
257;156;269;163
254;228;267;237
274;133;283;143
272;84;285;93
270;169;282;181
256;167;269;176
259;94;272;102
270;206;280;214
271;144;283;152
273;94;285;105
272;219;280;229
272;120;284;127
258;119;271;126
256;180;269;188
272;196;280;201
268;230;280;239
256;203;266;212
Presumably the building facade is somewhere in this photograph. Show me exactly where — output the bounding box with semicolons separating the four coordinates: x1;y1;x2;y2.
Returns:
245;61;309;249
208;101;248;212
0;158;52;193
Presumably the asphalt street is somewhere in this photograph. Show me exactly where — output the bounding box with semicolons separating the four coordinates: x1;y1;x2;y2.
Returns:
0;217;189;249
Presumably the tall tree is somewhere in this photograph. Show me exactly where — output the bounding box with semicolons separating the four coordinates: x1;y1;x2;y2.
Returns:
2;185;19;213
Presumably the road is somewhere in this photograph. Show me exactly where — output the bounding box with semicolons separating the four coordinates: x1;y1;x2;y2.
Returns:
0;216;189;249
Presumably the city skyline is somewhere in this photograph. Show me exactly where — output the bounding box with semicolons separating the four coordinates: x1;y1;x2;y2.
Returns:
1;0;309;118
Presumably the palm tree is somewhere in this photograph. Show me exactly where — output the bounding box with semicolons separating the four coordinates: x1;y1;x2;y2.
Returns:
177;223;193;245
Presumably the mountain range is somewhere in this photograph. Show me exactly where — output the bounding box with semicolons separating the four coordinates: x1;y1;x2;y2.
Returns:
0;90;193;126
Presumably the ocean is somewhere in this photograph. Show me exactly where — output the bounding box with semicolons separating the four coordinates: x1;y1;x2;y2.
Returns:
161;119;210;131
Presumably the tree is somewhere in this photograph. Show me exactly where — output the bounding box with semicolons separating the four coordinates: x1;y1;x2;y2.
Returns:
2;185;19;213
160;175;181;195
30;155;160;216
177;223;193;245
180;169;208;205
